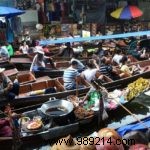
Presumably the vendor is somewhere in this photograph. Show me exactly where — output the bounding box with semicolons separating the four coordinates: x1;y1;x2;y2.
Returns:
81;59;103;83
19;41;29;54
0;68;19;101
79;80;108;111
30;47;56;72
119;56;135;78
70;56;85;73
56;42;75;57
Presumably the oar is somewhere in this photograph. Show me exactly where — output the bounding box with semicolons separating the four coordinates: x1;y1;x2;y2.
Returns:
112;98;149;129
76;78;79;97
94;80;150;129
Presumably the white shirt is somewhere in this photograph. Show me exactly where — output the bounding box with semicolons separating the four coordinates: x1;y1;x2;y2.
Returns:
112;54;123;65
19;45;29;54
30;54;45;71
82;68;98;83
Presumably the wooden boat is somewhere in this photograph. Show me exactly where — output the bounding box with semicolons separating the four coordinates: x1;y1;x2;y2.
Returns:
0;77;90;108
16;72;36;85
0;82;150;149
0;58;9;65
102;60;150;90
34;60;87;78
3;68;18;80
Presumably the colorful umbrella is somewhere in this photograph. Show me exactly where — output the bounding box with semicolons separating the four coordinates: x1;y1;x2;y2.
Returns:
110;5;143;20
0;6;25;18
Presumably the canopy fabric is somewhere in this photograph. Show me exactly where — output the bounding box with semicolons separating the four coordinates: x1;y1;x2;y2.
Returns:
111;5;143;19
0;6;25;18
117;116;150;136
39;30;150;45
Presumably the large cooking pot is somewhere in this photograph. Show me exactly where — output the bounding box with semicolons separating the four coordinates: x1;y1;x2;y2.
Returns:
40;99;74;118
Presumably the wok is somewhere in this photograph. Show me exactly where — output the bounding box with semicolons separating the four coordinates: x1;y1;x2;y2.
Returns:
40;99;74;118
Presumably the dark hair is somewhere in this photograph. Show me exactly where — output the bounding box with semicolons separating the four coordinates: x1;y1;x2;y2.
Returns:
120;56;128;64
101;57;106;64
71;60;78;66
86;59;95;68
65;42;71;47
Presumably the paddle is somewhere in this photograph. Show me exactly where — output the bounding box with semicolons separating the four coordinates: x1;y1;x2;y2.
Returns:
91;80;109;127
76;78;79;97
94;80;150;129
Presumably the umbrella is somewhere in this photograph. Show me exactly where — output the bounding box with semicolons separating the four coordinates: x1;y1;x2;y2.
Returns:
0;6;25;18
110;5;143;20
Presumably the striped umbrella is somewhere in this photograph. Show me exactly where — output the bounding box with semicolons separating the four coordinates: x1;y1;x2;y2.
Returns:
110;5;143;20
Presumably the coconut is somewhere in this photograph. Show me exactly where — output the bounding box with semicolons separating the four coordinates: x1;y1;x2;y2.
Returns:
98;128;121;140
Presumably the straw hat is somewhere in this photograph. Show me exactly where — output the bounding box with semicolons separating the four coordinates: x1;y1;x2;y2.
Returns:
0;68;5;73
98;128;121;140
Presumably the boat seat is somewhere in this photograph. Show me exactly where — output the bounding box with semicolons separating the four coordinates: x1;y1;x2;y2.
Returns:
57;77;90;88
103;75;113;82
10;58;32;64
55;61;70;69
35;76;51;82
17;72;36;85
19;84;32;94
31;81;48;91
3;68;18;77
47;79;65;92
77;76;91;87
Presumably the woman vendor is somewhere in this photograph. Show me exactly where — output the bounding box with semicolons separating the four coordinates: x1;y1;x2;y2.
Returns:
30;47;56;72
79;80;108;111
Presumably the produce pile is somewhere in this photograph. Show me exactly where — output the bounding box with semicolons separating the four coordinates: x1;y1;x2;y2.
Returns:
125;78;150;101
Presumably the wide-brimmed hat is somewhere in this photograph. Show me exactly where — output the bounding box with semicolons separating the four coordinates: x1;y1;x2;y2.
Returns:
0;68;5;73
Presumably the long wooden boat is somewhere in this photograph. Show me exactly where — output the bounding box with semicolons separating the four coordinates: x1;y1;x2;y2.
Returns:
102;60;150;90
3;68;18;79
0;77;90;109
0;83;150;149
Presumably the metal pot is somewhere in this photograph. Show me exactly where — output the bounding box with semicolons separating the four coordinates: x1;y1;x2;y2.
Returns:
40;99;74;118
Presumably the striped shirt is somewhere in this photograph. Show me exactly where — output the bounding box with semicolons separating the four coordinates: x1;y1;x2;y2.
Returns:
63;67;80;90
99;64;112;78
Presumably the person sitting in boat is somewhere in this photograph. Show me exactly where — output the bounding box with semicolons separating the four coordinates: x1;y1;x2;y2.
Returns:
0;68;20;101
5;42;14;57
79;80;108;111
56;42;75;57
63;61;83;90
30;48;56;72
70;56;85;73
0;42;9;60
19;41;29;54
81;59;103;83
112;49;123;65
119;56;136;78
99;57;119;80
